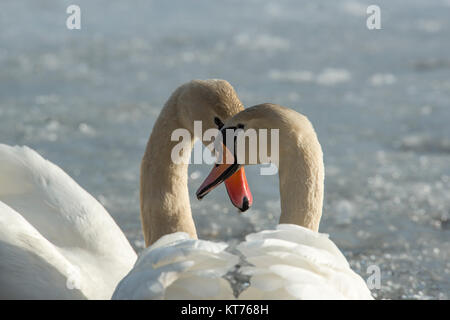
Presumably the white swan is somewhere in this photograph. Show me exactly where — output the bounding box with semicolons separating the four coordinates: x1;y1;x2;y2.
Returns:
114;101;373;299
195;103;374;299
113;79;252;299
0;80;250;300
0;144;137;299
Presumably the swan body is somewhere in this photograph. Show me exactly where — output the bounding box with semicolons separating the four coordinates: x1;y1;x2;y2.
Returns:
112;232;238;299
0;144;137;299
237;224;373;299
194;103;374;300
113;224;372;300
114;100;374;300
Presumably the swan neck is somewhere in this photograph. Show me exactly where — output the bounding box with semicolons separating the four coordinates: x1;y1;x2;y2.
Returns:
140;103;196;246
277;128;324;231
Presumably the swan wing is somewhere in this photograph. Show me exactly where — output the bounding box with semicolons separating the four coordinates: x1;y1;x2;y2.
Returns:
0;201;86;299
112;232;239;300
237;224;373;300
0;144;136;299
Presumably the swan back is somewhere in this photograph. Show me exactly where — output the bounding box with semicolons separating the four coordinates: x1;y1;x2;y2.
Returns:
237;224;373;300
113;232;238;299
0;201;86;299
0;145;137;299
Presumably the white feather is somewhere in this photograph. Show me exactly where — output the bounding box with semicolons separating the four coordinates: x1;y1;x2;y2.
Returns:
0;144;137;299
112;232;238;300
237;224;373;300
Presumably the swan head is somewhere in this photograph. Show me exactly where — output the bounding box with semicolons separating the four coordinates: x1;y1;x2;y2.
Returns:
173;80;254;212
175;79;244;136
196;103;298;198
196;103;324;230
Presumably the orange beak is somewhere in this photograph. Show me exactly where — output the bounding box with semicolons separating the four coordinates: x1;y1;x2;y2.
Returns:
225;167;252;211
196;144;253;212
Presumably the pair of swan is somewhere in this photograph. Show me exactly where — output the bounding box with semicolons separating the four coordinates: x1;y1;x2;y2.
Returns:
0;80;373;299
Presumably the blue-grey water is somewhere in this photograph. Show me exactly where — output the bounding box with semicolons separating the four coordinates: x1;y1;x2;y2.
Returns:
1;0;449;299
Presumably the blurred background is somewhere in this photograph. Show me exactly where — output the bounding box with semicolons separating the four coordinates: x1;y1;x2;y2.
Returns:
0;0;449;299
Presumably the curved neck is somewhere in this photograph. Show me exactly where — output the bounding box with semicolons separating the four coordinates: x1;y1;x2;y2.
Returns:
248;107;324;231
140;100;196;246
277;132;324;231
139;80;244;246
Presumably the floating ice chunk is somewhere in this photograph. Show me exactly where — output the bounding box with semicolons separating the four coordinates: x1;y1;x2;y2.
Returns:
234;33;290;51
268;69;314;83
316;68;351;86
190;171;201;180
334;200;354;225
78;123;96;136
35;94;60;105
369;73;397;86
269;68;350;86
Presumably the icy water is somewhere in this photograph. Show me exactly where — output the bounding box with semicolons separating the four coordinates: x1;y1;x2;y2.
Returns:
1;0;449;299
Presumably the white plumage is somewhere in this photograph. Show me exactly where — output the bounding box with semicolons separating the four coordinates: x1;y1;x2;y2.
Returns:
112;232;238;300
0;144;137;299
237;224;373;300
112;225;373;300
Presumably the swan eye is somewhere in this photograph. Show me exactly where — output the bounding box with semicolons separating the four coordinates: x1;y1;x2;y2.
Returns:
214;117;224;129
